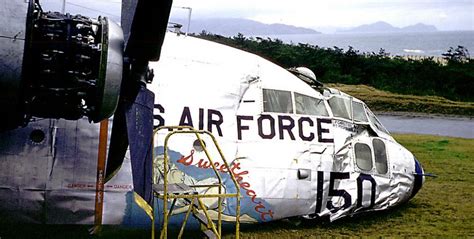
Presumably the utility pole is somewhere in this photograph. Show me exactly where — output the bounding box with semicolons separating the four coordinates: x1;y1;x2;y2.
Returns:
61;0;66;14
174;7;192;36
185;7;192;36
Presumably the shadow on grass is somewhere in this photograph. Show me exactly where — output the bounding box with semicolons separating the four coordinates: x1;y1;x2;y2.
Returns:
234;202;416;235
0;202;419;239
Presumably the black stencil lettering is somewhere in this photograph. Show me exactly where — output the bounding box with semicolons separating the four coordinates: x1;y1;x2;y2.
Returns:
327;172;351;213
153;104;165;128
278;115;295;140
356;174;376;210
298;117;315;141
207;109;223;136
317;118;334;143
258;115;276;139
237;115;253;140
179;106;193;127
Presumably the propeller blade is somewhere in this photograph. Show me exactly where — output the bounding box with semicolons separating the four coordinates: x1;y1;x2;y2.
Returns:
122;0;173;61
104;102;128;182
105;85;154;204
106;0;172;204
125;86;155;203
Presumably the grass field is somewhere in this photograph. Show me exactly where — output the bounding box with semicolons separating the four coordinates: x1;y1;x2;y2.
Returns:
1;135;473;238
329;84;474;116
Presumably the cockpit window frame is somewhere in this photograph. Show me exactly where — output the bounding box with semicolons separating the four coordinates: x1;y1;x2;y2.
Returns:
365;106;390;134
327;96;352;120
352;138;391;177
294;92;329;117
262;88;294;114
352;101;369;123
326;95;370;124
261;88;331;118
373;138;389;175
354;142;373;172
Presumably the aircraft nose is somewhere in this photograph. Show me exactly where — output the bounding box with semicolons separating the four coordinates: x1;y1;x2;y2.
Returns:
410;157;425;198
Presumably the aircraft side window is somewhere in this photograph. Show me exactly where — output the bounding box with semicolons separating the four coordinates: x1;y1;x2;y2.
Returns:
352;101;368;123
328;96;351;120
294;92;329;116
262;89;293;113
373;138;388;174
355;143;373;171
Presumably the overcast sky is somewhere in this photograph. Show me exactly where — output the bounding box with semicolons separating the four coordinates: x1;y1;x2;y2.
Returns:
41;0;474;32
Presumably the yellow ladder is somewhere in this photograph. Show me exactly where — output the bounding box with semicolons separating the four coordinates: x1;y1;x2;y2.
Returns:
151;126;241;239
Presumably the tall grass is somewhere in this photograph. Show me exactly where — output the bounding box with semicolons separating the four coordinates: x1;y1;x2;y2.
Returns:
330;84;474;116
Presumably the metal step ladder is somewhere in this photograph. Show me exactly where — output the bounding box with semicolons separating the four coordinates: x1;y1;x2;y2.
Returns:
151;126;241;239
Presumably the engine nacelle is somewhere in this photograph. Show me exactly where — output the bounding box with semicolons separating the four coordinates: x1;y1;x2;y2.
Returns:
0;0;123;131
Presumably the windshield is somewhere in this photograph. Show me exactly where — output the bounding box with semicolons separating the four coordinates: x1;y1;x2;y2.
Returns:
366;107;389;134
352;101;368;122
326;95;391;134
327;96;368;123
328;96;351;119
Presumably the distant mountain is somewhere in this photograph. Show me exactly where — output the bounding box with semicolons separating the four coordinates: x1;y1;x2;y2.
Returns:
402;23;438;32
339;21;438;33
170;18;321;36
342;21;399;33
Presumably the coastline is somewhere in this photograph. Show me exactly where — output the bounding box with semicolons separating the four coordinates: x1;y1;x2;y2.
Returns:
376;112;474;139
375;111;473;120
262;30;474;57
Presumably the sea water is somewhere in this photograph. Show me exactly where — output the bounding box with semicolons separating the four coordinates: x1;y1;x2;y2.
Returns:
260;31;474;57
378;114;474;139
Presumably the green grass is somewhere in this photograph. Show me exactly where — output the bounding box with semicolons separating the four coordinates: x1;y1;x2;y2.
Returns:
329;84;474;116
1;135;473;238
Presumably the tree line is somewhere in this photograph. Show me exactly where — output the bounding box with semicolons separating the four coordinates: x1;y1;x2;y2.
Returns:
195;31;474;102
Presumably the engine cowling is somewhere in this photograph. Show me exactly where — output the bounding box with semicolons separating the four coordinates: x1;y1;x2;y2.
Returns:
0;0;123;131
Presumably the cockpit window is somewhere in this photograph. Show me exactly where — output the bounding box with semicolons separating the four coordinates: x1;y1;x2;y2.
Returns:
373;138;388;174
355;143;373;171
295;93;329;116
366;107;389;134
353;101;368;123
263;89;293;113
327;96;368;123
328;96;351;119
